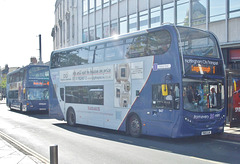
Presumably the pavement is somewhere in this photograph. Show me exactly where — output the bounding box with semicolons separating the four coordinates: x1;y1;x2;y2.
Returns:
0;135;46;164
0;99;239;163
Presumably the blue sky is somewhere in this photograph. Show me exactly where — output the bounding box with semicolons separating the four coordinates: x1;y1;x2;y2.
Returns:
0;0;55;68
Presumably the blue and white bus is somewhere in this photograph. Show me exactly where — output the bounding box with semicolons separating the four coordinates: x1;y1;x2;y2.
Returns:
6;64;49;113
49;25;225;138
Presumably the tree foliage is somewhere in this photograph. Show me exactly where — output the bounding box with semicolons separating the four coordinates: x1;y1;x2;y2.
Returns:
0;76;7;89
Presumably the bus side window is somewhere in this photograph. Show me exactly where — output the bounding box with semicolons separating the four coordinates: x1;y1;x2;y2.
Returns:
60;88;64;101
148;30;171;55
125;35;147;58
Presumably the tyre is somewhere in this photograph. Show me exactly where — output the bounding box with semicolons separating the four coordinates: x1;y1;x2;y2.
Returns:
67;108;76;126
20;104;23;112
128;114;142;137
9;103;12;111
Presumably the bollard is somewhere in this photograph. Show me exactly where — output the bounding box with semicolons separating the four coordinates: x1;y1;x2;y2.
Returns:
50;145;58;164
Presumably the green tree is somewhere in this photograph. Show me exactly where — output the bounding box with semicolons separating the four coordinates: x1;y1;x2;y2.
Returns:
0;76;7;89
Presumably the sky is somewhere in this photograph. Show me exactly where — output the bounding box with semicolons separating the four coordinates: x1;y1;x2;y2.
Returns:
0;0;55;69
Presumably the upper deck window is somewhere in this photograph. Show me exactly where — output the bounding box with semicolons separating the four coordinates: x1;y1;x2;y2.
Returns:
50;29;172;68
28;67;49;80
148;30;171;55
177;27;219;58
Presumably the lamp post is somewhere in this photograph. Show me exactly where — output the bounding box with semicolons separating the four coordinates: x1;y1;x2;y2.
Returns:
38;34;42;64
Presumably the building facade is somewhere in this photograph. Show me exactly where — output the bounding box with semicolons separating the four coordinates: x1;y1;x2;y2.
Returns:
52;0;240;123
52;0;240;68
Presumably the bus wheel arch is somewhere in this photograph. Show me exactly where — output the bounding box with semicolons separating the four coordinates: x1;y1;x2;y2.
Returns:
126;113;142;137
66;107;76;126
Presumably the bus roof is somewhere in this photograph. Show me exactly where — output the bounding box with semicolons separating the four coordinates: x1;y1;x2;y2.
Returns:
7;64;49;76
51;24;213;55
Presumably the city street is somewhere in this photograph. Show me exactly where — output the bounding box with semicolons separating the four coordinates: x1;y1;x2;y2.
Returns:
0;103;239;164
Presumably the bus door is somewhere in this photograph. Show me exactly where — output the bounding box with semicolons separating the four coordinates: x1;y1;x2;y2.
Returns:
58;85;66;114
230;77;240;127
151;83;180;128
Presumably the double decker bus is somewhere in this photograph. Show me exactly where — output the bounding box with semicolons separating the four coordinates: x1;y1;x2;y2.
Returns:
49;25;225;138
6;64;49;113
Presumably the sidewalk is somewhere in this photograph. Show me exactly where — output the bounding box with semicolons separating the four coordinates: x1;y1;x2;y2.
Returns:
0;99;6;104
212;124;240;142
0;136;45;164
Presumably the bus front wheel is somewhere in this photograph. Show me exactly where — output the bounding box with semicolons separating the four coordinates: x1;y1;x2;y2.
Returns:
128;114;142;137
67;108;76;126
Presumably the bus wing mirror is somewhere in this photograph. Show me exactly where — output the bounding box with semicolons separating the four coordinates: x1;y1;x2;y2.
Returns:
162;84;168;96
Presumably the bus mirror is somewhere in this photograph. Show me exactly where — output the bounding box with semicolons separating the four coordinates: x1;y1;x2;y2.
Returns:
162;84;168;96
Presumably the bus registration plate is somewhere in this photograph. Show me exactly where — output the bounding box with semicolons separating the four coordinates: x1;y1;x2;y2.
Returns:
201;130;211;135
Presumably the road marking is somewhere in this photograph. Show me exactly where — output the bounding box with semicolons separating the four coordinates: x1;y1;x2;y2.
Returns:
0;131;49;164
119;138;133;144
210;138;240;145
190;156;222;164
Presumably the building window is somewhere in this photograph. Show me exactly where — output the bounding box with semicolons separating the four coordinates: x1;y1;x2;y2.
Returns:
89;0;95;13
111;0;118;5
63;22;65;44
103;0;110;8
163;1;174;24
129;13;137;32
103;22;110;38
96;24;102;40
83;0;88;15
210;0;226;22
177;0;189;26
139;10;148;30
82;28;88;43
96;0;102;10
63;0;65;16
72;15;74;39
67;18;70;40
89;26;95;41
229;0;240;18
67;0;69;10
150;6;161;28
111;19;118;36
191;0;206;26
120;16;127;34
72;0;74;8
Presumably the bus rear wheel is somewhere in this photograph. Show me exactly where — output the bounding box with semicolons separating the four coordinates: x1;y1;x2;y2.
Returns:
128;114;142;137
67;108;76;126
